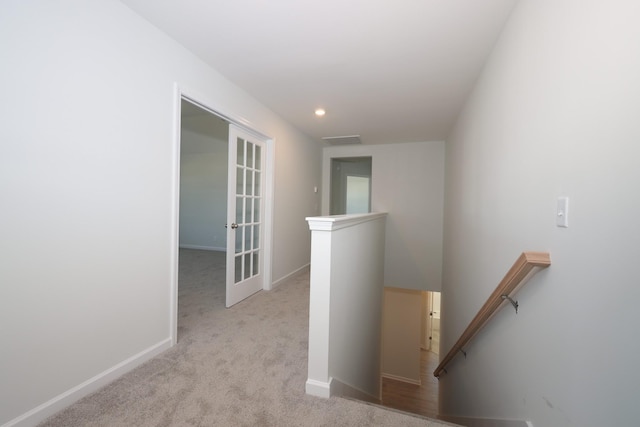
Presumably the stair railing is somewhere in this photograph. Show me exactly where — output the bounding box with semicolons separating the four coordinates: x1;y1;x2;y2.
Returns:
434;251;551;378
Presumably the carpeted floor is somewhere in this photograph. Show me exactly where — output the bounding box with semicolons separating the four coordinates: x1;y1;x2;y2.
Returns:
38;249;453;427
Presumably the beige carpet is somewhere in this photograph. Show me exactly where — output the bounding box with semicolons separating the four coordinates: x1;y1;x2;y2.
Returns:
38;249;453;427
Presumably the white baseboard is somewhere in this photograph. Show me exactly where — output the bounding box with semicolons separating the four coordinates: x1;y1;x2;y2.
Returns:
305;377;332;398
179;244;226;252
3;338;173;427
270;263;310;290
439;415;530;427
381;372;421;385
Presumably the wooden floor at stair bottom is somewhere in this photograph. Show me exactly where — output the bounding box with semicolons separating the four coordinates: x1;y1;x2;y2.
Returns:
381;349;439;418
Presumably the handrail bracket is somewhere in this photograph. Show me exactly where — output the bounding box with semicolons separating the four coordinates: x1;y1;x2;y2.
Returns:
501;295;519;314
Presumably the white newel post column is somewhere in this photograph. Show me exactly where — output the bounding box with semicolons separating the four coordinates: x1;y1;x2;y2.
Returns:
305;213;387;399
305;218;333;398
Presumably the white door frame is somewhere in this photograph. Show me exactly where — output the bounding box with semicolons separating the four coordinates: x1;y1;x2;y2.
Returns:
169;83;275;345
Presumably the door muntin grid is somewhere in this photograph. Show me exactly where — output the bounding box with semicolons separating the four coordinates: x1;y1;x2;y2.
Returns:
234;137;262;284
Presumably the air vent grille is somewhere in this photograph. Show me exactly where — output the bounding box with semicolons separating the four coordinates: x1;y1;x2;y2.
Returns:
321;135;361;145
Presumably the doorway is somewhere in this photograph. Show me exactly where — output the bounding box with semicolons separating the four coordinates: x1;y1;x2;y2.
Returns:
171;92;275;344
178;99;229;341
380;289;441;417
422;291;441;354
330;157;372;215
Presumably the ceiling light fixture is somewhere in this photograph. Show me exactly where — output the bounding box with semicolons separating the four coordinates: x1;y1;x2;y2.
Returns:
315;108;326;117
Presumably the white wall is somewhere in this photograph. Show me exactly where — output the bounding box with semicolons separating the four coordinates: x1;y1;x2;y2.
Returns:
328;215;386;399
441;1;640;426
322;141;445;291
179;116;228;251
0;1;321;425
381;288;422;384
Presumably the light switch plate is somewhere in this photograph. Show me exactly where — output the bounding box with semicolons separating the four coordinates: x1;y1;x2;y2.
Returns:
556;197;569;227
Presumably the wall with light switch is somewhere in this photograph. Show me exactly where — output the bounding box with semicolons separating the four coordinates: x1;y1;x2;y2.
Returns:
440;1;640;426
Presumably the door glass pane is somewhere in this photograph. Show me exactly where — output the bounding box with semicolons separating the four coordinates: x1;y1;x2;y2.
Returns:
245;198;253;225
244;253;251;279
252;252;259;276
255;145;261;170
235;226;243;254
235;197;243;224
253;198;260;222
254;172;260;196
246;170;253;195
236;167;244;195
247;142;254;168
237;137;245;166
235;255;242;283
253;225;260;249
245;224;252;250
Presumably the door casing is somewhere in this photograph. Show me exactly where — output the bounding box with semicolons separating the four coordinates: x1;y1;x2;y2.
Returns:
170;84;275;345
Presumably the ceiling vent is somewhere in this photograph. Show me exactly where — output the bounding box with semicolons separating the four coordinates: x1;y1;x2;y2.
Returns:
321;135;361;145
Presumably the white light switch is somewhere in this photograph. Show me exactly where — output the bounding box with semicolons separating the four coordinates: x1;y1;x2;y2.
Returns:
556;197;569;227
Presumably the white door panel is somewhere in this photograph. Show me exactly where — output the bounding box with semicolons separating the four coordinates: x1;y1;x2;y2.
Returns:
226;125;265;307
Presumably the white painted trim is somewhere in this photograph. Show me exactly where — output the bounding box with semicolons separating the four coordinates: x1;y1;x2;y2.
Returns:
2;339;172;427
178;84;272;140
270;263;309;289
305;230;332;399
169;83;182;347
305;378;333;398
170;83;276;332
179;245;226;252
306;212;388;232
438;415;530;427
381;373;421;386
262;136;275;291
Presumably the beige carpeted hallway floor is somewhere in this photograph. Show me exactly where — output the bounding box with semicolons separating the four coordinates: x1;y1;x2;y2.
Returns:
38;249;453;427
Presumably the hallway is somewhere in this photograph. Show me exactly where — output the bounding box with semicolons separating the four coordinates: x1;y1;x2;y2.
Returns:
38;249;448;427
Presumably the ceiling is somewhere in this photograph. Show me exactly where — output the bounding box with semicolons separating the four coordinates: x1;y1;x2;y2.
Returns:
120;0;517;145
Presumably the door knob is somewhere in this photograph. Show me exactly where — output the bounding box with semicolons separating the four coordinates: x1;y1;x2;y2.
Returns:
230;223;239;229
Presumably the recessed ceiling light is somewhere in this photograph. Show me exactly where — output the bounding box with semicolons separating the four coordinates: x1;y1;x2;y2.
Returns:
315;108;326;117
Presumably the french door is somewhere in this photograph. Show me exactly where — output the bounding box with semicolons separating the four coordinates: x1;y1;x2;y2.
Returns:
226;125;265;307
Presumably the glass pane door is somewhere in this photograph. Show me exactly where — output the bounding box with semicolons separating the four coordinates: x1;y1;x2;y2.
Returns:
226;125;265;307
234;136;261;283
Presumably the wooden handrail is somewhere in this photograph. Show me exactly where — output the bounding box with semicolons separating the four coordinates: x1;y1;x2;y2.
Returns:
433;251;551;378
